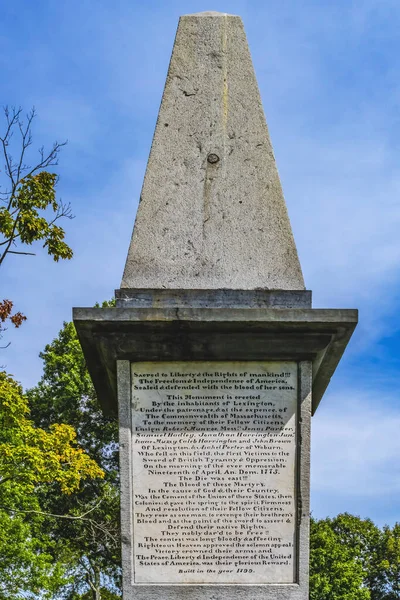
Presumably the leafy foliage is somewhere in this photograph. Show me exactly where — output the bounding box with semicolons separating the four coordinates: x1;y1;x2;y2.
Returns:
0;106;73;347
0;507;67;600
0;298;26;347
28;306;121;599
0;371;104;496
310;515;371;600
0;370;105;598
310;514;400;600
0;298;26;328
379;523;400;600
0;107;73;267
28;317;117;470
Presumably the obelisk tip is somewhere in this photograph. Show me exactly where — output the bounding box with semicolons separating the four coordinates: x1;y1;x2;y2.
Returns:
183;11;238;17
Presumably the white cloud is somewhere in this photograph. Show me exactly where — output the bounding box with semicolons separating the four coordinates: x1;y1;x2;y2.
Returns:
311;388;400;501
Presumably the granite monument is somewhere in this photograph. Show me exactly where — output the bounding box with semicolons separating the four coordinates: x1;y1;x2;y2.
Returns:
74;11;357;600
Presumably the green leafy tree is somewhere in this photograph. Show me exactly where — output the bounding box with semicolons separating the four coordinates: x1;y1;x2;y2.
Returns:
310;514;400;600
379;523;400;600
328;513;385;599
0;106;73;346
310;515;370;600
0;106;73;267
28;309;121;600
0;371;104;599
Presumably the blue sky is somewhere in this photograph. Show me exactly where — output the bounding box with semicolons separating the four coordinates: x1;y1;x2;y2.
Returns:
1;0;400;527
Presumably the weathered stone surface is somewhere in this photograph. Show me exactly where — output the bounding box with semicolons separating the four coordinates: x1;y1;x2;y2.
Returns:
118;359;312;600
121;12;304;291
115;288;311;309
73;303;358;416
131;361;298;585
72;12;358;600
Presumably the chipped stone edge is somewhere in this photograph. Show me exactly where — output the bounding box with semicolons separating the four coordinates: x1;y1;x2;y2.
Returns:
118;360;134;594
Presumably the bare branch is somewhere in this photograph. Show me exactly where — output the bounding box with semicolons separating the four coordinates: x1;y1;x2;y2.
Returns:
28;140;67;178
0;499;101;519
6;250;36;257
56;199;74;220
0;108;20;188
16;108;35;183
0;235;19;246
0;501;119;544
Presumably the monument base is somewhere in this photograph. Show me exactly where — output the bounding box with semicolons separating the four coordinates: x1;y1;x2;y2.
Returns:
74;288;357;417
73;288;357;600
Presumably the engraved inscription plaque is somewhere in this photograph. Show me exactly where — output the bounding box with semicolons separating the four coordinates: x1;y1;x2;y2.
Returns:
131;361;297;585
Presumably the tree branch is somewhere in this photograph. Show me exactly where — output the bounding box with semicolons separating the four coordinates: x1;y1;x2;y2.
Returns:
0;107;22;189
0;106;71;271
16;108;35;183
0;501;119;544
6;250;36;256
27;140;67;179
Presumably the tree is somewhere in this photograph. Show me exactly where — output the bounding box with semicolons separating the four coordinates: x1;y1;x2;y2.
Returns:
310;514;400;600
379;523;400;600
0;106;73;345
28;309;121;599
0;370;105;598
310;515;371;600
0;107;118;598
0;106;73;267
328;513;385;599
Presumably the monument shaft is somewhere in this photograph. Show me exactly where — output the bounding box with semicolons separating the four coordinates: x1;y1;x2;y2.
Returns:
122;12;304;291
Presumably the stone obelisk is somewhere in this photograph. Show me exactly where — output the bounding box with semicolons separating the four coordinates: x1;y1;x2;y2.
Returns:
122;11;303;291
74;12;357;600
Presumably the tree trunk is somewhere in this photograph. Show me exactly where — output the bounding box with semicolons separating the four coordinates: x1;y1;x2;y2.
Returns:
93;567;101;600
